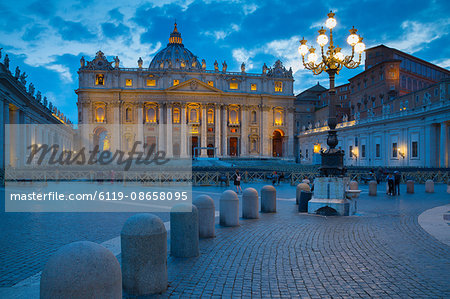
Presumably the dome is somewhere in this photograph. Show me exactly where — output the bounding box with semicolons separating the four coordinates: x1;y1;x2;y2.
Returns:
149;23;202;70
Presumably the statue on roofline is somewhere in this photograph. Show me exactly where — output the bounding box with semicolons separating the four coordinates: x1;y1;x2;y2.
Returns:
19;72;27;85
80;56;85;68
36;91;42;102
15;66;20;79
214;60;219;72
4;54;10;70
114;56;120;68
241;62;245;73
262;63;268;75
201;59;206;70
222;61;227;72
28;83;35;96
138;57;143;68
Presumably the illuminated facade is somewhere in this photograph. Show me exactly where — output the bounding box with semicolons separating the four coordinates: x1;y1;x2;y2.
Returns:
76;24;295;158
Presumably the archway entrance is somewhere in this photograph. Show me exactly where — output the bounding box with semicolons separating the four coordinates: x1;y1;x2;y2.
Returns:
207;143;214;157
229;137;238;156
191;136;199;157
272;130;283;157
93;127;109;151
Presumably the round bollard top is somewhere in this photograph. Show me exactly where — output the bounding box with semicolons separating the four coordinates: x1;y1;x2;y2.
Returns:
426;179;434;183
41;241;121;292
261;185;276;192
220;190;239;201
193;195;214;209
407;180;414;183
297;183;310;192
243;187;258;198
171;203;198;213
122;213;166;236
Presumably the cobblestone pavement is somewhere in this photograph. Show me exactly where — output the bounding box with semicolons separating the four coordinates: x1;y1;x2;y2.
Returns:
1;182;449;298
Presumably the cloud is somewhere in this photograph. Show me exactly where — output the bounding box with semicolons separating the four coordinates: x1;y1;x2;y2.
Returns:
101;22;131;39
387;20;450;54
50;17;97;41
232;48;255;70
203;23;240;41
242;4;258;15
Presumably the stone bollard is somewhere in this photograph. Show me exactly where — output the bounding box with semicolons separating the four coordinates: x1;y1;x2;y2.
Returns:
298;190;312;212
121;214;167;296
349;180;358;191
261;185;276;213
193;195;215;238
369;180;377;196
425;180;434;193
220;190;239;227
296;183;310;205
40;241;122;299
242;188;259;219
406;180;414;194
170;204;199;258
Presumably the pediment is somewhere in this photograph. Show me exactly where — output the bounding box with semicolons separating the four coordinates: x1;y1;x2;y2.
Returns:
165;78;222;93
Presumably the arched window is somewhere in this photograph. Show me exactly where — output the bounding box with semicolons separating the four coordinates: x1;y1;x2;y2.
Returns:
125;107;132;122
229;109;238;124
207;109;214;124
96;107;105;123
146;107;156;123
274;110;283;125
251;110;257;123
173;108;180;124
190;108;198;123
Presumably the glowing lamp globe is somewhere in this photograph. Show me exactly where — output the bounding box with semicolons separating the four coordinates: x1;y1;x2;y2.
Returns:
298;44;309;56
347;34;359;46
355;42;366;54
317;34;328;47
325;17;337;29
334;51;344;61
307;52;318;63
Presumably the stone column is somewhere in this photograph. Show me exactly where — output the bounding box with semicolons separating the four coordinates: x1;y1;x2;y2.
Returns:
440;122;448;167
222;105;228;157
214;104;221;157
180;105;188;158
201;106;207;157
166;104;173;158
240;105;247;157
137;104;143;151
287;108;294;158
81;102;90;151
261;105;270;157
158;104;165;152
112;103;120;152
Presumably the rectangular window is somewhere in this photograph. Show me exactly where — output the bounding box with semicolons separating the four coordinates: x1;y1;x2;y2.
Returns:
95;74;104;85
412;141;418;157
376;144;380;157
305;149;309;159
361;145;366;158
251;84;257;91
207;81;214;87
229;82;238;90
146;79;156;86
274;81;283;92
392;142;398;158
173;79;179;86
126;79;132;86
349;146;353;158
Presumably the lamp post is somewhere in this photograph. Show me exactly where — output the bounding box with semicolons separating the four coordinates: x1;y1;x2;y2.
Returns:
298;11;365;176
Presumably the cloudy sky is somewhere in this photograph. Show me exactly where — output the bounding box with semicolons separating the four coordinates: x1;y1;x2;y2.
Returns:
1;0;449;123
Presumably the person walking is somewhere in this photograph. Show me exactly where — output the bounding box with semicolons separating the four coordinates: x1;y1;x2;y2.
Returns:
394;171;401;195
387;173;395;196
234;169;242;193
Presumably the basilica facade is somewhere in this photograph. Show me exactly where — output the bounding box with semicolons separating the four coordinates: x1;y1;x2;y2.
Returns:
76;24;295;159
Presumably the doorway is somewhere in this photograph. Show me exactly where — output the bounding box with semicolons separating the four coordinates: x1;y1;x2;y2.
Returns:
229;137;238;156
272;130;283;157
191;136;198;157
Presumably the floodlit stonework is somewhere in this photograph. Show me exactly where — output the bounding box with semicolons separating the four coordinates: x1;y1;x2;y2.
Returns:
76;24;296;158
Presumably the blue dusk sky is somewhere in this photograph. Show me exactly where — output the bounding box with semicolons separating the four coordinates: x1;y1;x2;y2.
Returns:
1;0;449;123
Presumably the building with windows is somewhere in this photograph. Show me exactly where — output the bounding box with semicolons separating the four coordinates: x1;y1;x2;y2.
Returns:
0;52;74;172
296;45;449;167
76;24;295;158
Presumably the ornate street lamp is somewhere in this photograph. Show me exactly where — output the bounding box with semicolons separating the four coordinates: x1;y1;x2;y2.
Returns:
298;11;365;176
